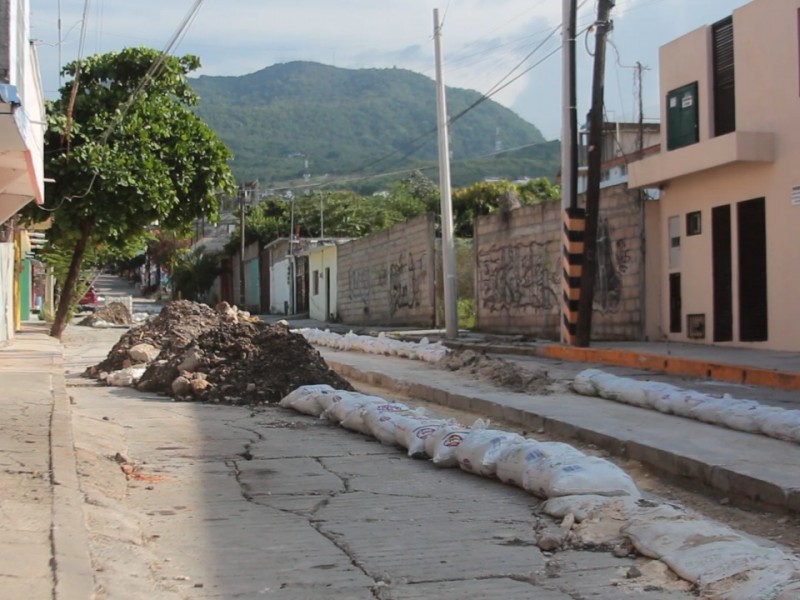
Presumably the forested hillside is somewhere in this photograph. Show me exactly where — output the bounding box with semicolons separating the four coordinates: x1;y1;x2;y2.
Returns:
190;61;559;188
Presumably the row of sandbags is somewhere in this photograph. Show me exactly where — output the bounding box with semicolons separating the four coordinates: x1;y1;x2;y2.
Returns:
294;329;449;363
541;494;800;599
281;383;800;599
573;369;800;444
279;384;640;500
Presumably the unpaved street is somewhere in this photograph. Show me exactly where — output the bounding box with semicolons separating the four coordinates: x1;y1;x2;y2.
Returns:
64;325;696;599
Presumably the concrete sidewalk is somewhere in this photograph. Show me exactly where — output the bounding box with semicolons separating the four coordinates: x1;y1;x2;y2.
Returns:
274;314;800;391
0;323;93;600
321;347;800;515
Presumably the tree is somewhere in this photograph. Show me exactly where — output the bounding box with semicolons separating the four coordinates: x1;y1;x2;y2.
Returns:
451;177;560;237
29;47;235;338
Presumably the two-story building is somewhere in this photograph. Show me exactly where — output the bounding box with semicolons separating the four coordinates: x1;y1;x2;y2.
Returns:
0;0;45;342
630;0;797;351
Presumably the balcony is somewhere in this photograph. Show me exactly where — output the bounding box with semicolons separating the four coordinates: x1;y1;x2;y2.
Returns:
629;131;775;189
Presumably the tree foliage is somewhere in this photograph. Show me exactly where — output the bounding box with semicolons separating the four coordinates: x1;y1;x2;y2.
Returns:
27;47;235;337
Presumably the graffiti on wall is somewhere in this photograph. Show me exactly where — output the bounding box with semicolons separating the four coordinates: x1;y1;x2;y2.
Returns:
594;218;623;313
389;251;428;316
347;266;372;307
478;240;560;313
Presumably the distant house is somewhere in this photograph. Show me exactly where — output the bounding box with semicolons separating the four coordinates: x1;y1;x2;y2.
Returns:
629;0;796;350
299;239;352;322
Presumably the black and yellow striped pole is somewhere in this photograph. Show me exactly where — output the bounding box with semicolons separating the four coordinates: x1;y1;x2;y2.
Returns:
562;207;585;345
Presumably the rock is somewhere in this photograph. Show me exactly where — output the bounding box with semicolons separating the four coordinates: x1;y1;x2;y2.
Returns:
171;375;193;397
130;343;160;363
177;347;204;373
190;378;211;397
612;539;634;557
536;532;565;551
626;566;643;579
246;383;256;392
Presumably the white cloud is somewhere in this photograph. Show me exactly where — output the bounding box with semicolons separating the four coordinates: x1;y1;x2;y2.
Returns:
31;0;753;140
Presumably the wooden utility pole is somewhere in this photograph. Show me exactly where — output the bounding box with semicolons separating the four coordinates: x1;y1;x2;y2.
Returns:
575;0;615;347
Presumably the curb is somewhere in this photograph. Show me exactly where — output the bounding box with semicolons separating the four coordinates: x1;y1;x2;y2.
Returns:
439;339;800;392
327;359;799;515
49;348;95;599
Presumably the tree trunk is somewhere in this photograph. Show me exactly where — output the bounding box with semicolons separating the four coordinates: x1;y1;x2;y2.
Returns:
50;218;92;339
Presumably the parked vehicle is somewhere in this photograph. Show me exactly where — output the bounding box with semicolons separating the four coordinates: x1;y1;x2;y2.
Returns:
78;284;99;311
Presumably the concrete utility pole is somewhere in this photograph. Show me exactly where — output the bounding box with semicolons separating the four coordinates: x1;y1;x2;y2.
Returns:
575;0;615;347
239;185;246;309
433;8;458;339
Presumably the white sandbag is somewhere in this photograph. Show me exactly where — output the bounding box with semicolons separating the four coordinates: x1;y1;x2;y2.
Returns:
597;374;651;408
361;403;414;445
708;565;800;600
324;393;388;424
455;429;526;477
655;388;716;422
106;367;146;387
515;442;585;495
759;408;800;443
426;426;471;468
688;396;729;424
494;440;547;487
395;420;450;458
665;541;788;587
526;454;640;499
717;399;765;433
279;384;337;416
572;369;605;395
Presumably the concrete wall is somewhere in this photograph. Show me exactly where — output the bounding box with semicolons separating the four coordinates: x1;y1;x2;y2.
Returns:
337;214;436;327
475;192;645;340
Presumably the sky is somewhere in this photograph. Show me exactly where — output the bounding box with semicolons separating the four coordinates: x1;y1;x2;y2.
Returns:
29;0;752;141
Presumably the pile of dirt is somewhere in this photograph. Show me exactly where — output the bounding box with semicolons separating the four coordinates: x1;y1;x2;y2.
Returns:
85;300;353;405
78;301;132;326
441;349;555;395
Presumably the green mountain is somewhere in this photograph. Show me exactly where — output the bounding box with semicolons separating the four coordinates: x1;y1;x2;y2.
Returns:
190;61;560;189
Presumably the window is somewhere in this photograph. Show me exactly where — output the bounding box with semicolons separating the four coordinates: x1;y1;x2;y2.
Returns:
712;16;735;136
667;82;699;150
313;270;320;295
686;211;702;236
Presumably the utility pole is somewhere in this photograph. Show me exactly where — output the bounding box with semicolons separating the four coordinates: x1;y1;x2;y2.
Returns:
239;185;246;309
433;8;458;339
575;0;615;347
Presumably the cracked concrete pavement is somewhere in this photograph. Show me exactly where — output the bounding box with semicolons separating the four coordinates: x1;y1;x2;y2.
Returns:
63;326;695;599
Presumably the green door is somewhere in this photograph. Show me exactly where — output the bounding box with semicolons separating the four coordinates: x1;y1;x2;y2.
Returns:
667;82;699;150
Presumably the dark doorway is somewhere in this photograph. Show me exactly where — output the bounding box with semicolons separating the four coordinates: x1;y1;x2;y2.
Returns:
737;197;768;341
712;204;733;341
324;267;331;321
669;273;682;333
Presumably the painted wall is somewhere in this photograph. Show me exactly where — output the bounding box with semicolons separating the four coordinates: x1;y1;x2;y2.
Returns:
307;245;338;322
475;192;645;340
270;257;293;315
337;214;436;327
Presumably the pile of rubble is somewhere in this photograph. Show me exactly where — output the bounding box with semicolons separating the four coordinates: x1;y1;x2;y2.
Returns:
78;301;133;326
85;300;353;405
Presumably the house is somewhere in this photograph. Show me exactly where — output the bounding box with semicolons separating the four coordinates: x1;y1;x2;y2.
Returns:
629;0;796;350
299;239;352;322
0;0;45;342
